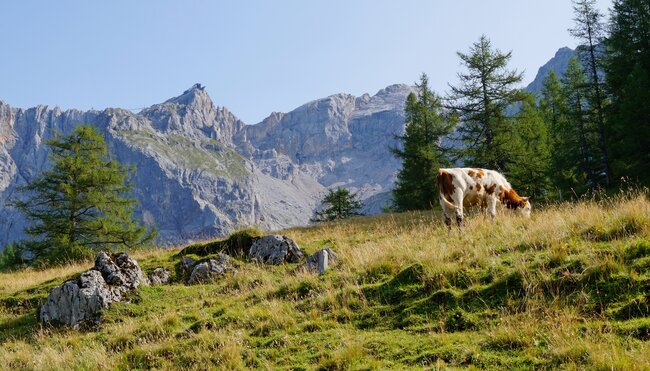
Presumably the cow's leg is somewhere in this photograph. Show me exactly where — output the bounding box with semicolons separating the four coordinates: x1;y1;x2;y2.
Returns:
440;196;453;231
487;195;498;221
451;190;464;228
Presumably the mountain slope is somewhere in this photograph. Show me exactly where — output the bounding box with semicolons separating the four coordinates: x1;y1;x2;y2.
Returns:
235;84;416;213
0;85;324;246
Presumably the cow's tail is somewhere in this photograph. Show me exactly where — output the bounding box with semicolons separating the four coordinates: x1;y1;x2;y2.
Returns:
436;170;456;209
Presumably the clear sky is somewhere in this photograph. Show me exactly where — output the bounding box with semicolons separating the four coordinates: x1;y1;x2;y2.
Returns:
0;0;612;124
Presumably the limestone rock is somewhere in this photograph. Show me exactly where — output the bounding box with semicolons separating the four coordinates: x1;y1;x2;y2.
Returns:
94;252;148;295
187;254;236;284
302;248;338;274
39;270;113;329
39;252;146;329
249;235;304;265
148;268;171;285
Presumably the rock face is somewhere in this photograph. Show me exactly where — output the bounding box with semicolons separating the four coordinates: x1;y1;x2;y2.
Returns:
302;248;338;274
249;235;304;264
39;252;147;329
525;47;575;97
0;84;324;248
235;84;417;214
187;254;236;284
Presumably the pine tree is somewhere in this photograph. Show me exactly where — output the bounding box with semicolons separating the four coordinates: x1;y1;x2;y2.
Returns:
540;71;583;197
562;57;601;191
505;94;553;199
391;73;455;211
570;0;612;186
605;0;650;183
447;35;525;171
10;125;156;265
312;188;363;222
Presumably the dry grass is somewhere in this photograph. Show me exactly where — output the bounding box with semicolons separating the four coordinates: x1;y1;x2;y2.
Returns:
0;191;648;369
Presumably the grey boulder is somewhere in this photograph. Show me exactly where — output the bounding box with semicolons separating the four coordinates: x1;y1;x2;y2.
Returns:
39;270;113;329
187;254;236;284
39;252;148;329
249;235;304;265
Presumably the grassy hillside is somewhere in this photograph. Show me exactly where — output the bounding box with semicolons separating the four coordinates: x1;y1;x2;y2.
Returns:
1;192;649;370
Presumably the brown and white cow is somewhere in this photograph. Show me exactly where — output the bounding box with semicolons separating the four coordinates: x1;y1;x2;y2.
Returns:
436;168;531;228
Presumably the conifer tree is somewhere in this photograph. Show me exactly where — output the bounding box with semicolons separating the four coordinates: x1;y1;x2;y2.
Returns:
447;35;525;171
562;57;601;191
11;125;156;265
312;188;363;222
540;71;583;197
505;94;553;199
604;0;650;182
391;73;455;211
570;0;612;186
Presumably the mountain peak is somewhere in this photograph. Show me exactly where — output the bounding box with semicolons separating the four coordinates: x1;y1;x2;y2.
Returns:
164;83;211;106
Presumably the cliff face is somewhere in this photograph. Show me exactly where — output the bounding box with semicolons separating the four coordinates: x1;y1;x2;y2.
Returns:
235;84;416;213
0;84;324;247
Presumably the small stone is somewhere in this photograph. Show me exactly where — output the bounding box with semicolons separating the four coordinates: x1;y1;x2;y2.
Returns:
148;268;171;285
187;254;236;284
301;248;338;274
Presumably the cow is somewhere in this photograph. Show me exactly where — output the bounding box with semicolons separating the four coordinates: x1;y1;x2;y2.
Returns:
436;167;531;229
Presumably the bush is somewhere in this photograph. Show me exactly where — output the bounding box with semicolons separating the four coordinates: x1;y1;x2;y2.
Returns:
0;242;28;271
178;228;263;257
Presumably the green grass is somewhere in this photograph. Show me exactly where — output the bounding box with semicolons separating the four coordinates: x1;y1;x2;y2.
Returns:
0;192;649;369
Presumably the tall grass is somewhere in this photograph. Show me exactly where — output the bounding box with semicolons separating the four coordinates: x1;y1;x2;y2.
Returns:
0;191;648;369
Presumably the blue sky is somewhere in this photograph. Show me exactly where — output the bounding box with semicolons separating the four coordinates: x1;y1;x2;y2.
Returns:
0;0;612;124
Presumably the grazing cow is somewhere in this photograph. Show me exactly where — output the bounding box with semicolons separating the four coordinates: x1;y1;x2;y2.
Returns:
436;168;531;228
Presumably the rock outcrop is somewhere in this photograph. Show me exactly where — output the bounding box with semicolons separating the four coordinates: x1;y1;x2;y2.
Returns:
249;235;304;264
39;252;147;329
187;254;236;284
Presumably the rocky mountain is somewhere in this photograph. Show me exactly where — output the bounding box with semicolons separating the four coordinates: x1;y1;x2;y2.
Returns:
234;84;416;214
525;47;575;95
0;84;414;248
0;84;325;247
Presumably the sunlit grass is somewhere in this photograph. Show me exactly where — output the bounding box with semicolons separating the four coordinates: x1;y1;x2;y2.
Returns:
0;191;648;369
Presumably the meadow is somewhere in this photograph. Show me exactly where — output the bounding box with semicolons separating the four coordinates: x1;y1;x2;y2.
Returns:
0;190;648;370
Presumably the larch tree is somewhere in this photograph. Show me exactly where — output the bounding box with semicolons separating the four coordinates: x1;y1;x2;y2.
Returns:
540;71;583;197
570;0;612;186
10;125;156;265
446;35;525;172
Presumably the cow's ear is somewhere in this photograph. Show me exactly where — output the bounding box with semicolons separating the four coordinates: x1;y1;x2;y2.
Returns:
521;197;529;201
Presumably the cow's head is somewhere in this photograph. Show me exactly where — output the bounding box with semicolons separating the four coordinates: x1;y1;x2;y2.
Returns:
519;197;531;218
501;188;531;218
